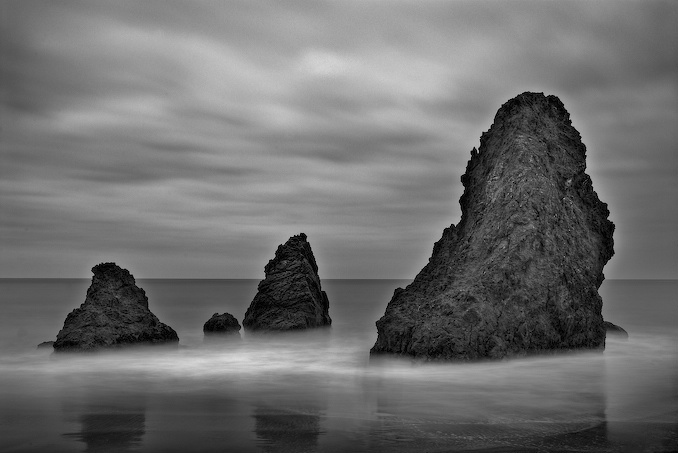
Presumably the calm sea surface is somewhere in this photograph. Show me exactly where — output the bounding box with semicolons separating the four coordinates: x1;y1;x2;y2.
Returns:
0;279;676;452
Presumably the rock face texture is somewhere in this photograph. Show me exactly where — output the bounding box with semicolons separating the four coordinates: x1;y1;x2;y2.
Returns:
53;263;179;351
203;313;241;337
371;92;614;361
243;233;331;331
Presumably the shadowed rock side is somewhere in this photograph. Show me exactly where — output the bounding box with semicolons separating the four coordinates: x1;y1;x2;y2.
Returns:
53;263;179;352
371;92;614;361
203;312;241;337
243;233;331;331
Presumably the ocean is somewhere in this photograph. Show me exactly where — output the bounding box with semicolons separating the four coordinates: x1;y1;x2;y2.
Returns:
0;279;676;452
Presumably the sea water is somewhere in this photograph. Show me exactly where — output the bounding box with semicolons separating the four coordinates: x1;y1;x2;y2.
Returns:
0;279;676;452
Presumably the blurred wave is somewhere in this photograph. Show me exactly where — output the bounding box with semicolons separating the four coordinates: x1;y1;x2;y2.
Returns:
0;279;675;451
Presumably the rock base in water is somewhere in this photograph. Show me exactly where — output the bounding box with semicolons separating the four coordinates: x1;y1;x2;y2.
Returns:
37;341;54;350
604;321;628;339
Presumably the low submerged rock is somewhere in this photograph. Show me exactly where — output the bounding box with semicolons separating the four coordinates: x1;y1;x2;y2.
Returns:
53;263;179;352
203;312;241;338
243;233;331;331
371;92;615;361
37;341;54;349
604;321;628;339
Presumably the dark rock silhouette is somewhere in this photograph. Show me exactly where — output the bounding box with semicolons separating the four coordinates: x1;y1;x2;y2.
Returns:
53;263;179;351
203;312;241;337
37;341;54;349
243;233;331;331
604;321;628;339
371;92;615;361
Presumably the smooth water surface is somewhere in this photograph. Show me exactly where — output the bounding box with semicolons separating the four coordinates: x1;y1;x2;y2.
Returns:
0;279;676;452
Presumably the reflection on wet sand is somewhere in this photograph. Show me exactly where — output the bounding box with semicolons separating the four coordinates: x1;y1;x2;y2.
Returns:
365;403;611;452
253;406;324;452
64;412;145;452
604;336;678;451
363;354;610;452
62;397;146;452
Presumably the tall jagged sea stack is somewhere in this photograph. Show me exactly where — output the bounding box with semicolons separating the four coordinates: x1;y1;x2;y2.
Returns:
371;92;614;360
243;233;331;331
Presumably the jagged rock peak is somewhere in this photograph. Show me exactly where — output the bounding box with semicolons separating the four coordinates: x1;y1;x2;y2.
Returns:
93;262;136;282
90;262;149;309
243;233;331;331
371;92;614;361
53;262;179;351
475;92;579;155
494;91;572;126
264;233;319;275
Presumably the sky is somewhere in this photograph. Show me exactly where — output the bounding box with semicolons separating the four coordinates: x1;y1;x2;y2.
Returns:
0;0;676;279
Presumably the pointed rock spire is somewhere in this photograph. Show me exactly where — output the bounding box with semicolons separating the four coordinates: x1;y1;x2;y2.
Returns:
243;233;331;331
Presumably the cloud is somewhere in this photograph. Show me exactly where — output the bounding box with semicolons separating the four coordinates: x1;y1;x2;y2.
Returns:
0;0;676;278
297;49;356;79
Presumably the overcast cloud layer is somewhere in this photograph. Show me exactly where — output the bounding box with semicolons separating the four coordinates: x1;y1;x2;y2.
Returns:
1;0;676;279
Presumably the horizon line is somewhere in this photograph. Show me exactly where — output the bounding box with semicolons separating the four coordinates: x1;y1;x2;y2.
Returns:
0;277;675;282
